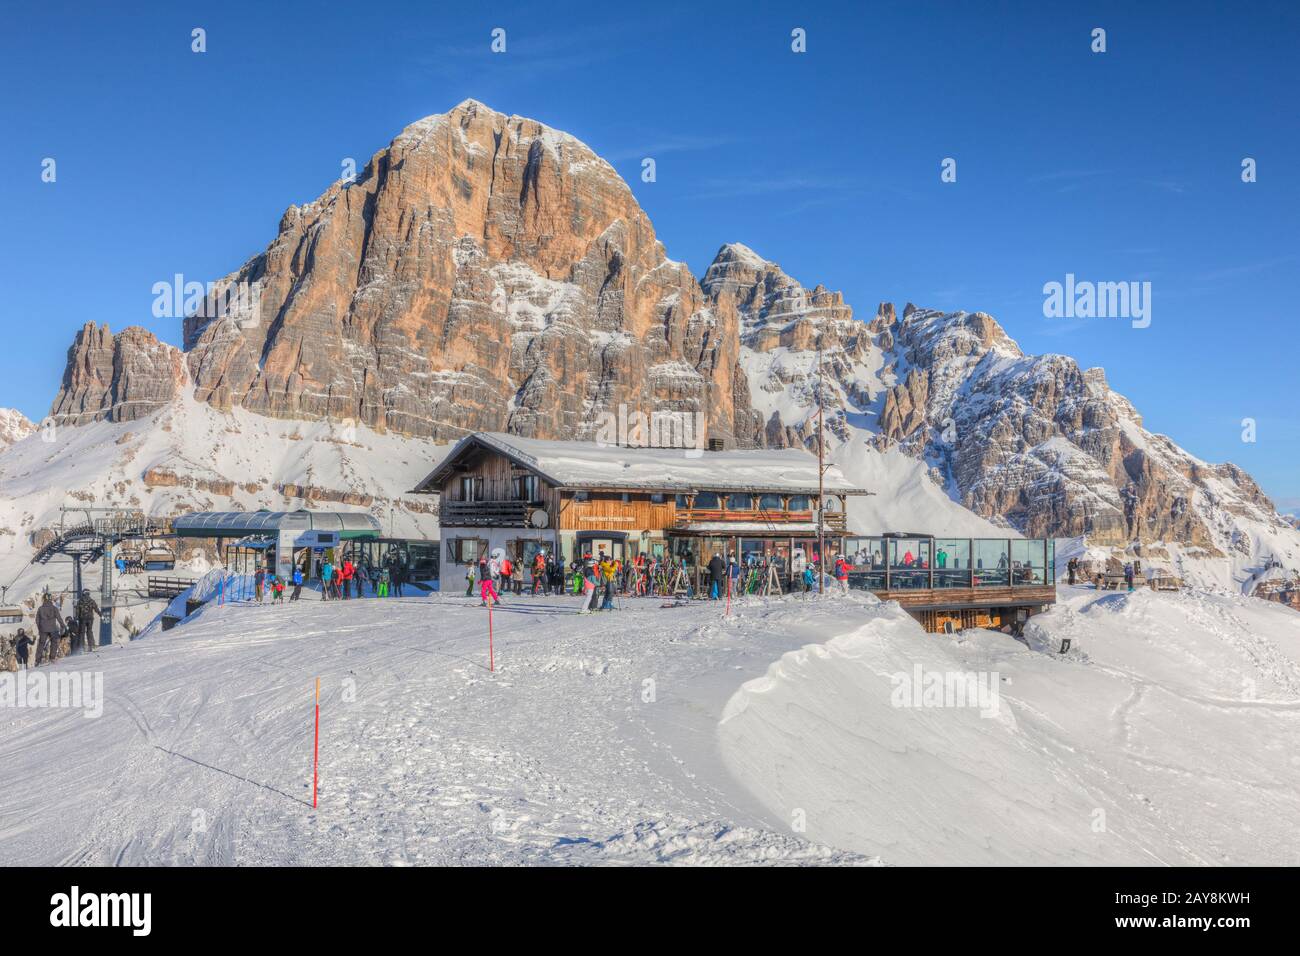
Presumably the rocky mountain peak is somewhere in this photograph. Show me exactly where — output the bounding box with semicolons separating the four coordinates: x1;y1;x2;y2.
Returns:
158;100;748;443
0;407;35;451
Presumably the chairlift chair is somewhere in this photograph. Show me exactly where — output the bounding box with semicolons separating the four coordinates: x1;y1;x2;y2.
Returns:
143;544;176;571
0;587;23;625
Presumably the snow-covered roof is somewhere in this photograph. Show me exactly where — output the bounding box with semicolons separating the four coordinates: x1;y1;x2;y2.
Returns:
413;432;869;495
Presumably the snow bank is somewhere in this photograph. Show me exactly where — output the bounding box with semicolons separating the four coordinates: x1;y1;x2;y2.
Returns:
720;585;1300;865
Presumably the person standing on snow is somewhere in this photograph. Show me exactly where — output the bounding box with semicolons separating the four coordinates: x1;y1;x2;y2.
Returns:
35;594;64;666
707;552;726;600
320;559;335;600
291;565;304;601
532;551;547;595
488;552;506;602
599;556;617;610
478;557;500;607
255;565;266;601
578;560;599;613
1124;562;1135;591
15;628;33;669
465;560;476;597
339;557;354;599
834;555;851;594
74;590;100;652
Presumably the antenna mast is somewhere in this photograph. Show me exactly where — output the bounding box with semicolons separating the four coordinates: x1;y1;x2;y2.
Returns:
817;342;826;595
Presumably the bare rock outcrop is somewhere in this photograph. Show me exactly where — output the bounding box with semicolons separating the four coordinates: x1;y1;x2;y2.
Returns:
49;324;184;426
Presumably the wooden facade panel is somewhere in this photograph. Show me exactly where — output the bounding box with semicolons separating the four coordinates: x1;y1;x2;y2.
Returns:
559;495;676;531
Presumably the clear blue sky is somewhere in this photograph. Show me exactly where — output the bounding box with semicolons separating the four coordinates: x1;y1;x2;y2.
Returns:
1;1;1296;503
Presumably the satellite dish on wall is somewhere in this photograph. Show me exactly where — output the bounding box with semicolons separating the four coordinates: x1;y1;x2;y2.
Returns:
529;509;549;529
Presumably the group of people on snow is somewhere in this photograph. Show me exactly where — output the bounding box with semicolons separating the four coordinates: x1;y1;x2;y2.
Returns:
464;544;856;615
247;549;414;604
0;591;100;672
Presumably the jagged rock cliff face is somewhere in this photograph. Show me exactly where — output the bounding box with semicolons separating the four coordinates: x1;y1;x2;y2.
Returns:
174;99;745;443
702;243;872;450
704;245;1290;552
49;323;185;426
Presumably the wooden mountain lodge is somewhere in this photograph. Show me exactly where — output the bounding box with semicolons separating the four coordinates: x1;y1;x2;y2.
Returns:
412;432;1056;632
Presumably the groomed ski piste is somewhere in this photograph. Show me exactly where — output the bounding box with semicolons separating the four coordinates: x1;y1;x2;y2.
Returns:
1;581;1298;866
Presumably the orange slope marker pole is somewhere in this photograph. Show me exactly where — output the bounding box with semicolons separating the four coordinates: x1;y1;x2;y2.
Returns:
488;600;495;672
312;677;320;809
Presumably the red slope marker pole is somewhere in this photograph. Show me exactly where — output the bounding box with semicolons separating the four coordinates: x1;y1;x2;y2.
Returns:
488;600;495;672
312;677;320;809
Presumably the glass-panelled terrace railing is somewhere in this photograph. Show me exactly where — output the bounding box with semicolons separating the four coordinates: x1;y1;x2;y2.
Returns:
843;535;1055;591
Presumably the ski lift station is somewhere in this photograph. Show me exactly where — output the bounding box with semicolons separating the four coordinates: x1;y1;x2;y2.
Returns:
412;432;1058;632
172;509;440;583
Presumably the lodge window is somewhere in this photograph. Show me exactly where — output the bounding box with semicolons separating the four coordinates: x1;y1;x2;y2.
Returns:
675;493;690;508
650;493;667;504
725;493;754;511
787;495;811;511
621;492;631;503
693;491;720;509
448;537;487;564
458;476;482;502
574;490;590;502
513;474;539;501
758;493;784;511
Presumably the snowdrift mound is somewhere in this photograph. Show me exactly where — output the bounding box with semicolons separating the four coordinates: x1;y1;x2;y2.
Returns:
719;587;1300;865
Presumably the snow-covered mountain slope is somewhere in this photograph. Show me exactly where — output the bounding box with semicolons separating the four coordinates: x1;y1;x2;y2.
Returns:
0;408;35;451
6;584;1296;865
704;243;1300;596
0;591;877;866
0;389;447;618
720;584;1300;865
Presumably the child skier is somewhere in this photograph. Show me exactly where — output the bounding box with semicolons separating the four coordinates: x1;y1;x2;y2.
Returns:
479;557;500;607
15;628;33;669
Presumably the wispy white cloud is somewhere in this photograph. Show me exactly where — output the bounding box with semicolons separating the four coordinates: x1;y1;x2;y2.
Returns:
605;135;738;161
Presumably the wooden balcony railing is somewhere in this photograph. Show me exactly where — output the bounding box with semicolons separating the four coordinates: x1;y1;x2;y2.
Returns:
439;499;540;527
